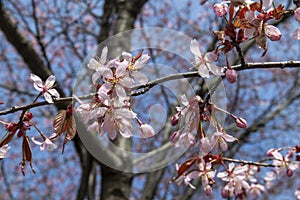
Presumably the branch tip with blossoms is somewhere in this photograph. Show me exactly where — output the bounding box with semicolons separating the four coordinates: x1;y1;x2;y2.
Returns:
0;4;299;196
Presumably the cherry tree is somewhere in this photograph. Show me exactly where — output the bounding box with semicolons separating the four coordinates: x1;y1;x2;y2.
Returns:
0;0;300;199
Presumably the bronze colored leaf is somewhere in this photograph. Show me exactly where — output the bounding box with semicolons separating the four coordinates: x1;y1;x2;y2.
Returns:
66;115;76;140
176;157;197;177
53;110;66;135
20;136;36;176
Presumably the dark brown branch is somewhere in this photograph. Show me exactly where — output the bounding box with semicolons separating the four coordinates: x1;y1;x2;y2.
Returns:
130;61;300;96
0;61;299;116
222;157;277;167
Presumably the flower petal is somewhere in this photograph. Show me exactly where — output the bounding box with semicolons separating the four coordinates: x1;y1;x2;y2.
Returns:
100;46;108;63
48;89;60;98
44;92;54;103
132;71;148;85
45;75;56;88
190;39;202;57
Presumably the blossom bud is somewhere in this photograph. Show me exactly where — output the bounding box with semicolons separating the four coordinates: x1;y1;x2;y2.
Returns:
286;169;293;177
221;188;229;198
267;148;276;156
6;122;17;132
234;117;247;128
295;8;300;23
170;131;180;144
204;186;212;196
171;113;180;126
140;124;155;138
225;69;238;83
23;112;33;121
265;25;282;41
213;3;228;17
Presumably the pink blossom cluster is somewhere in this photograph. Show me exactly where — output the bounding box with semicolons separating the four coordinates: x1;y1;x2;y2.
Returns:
170;94;244;153
170;93;300;198
173;146;300;199
212;0;284;58
76;47;154;139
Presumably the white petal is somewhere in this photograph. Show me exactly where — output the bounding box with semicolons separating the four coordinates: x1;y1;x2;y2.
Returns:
31;137;43;146
33;83;43;91
30;73;42;83
116;61;128;77
121;52;132;61
117;108;137;118
44;93;54;103
198;65;210;78
48;89;60;98
45;75;56;88
92;71;101;84
102;68;113;79
207;63;224;76
0;144;11;158
119;77;135;88
115;85;127;99
132;71;148;85
181;94;189;106
100;46;108;63
190;39;202;56
262;0;272;10
204;52;218;62
87;58;100;70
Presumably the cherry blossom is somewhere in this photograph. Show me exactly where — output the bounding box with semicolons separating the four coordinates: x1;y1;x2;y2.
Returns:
30;74;60;103
210;131;237;152
31;133;57;151
248;184;266;198
140;123;155;138
174;163;197;189
217;163;250;197
190;39;224;78
267;148;299;177
119;51;150;85
0;144;11;159
213;3;228;17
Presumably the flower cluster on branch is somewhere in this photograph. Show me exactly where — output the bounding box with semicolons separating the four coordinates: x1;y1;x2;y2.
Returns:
0;0;299;199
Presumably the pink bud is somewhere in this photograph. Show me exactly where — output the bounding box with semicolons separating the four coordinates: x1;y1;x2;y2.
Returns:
235;117;247;128
286;169;293;177
295;8;300;23
265;25;282;41
140;124;155;138
213;3;228;17
221;188;229;198
170;131;180;144
267;148;276;156
23;112;33;121
225;69;238;83
6;122;17;132
171;113;180;126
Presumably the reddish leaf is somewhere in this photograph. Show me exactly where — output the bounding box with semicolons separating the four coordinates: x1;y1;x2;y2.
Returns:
20;136;36;176
176;157;197;177
66;115;76;141
53;110;67;135
0;123;18;147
